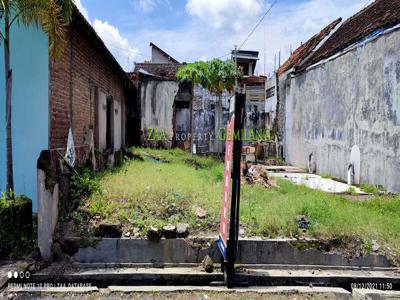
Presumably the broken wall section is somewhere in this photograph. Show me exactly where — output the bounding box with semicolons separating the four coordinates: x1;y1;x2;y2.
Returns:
140;79;179;148
192;86;231;153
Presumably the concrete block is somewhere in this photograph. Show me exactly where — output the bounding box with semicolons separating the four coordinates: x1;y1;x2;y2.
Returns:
37;169;59;261
353;289;400;299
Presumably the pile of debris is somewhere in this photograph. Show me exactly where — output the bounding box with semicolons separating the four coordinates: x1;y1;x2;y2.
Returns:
241;162;276;188
242;142;283;163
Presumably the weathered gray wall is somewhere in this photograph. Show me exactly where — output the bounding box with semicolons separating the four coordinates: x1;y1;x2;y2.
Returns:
284;28;400;192
192;86;231;153
140;80;179;145
244;84;266;137
265;76;277;129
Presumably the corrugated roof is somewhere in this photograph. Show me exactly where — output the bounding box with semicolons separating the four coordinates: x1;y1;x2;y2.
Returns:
277;18;342;76
298;0;400;71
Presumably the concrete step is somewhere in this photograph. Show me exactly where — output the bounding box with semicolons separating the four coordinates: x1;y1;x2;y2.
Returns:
14;264;399;290
239;268;400;291
5;285;353;299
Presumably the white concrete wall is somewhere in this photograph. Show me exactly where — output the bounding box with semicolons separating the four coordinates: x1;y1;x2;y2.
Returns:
284;28;400;192
37;169;59;260
265;75;277;129
97;92;107;150
141;80;179;141
176;108;190;134
114;99;122;150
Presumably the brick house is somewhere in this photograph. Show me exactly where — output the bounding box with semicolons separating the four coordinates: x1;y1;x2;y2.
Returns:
0;5;137;212
50;6;136;153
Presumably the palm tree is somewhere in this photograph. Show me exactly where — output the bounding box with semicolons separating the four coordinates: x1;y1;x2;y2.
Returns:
1;0;73;198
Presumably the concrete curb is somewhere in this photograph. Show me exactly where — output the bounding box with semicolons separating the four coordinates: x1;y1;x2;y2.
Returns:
3;285;353;300
27;266;400;290
109;285;352;298
352;288;400;299
7;286;98;293
71;238;393;268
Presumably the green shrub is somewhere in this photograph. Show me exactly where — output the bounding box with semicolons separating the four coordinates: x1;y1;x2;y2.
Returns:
0;193;34;259
70;169;101;202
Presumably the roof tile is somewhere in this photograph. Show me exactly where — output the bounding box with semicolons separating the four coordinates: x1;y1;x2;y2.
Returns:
299;0;400;71
277;18;342;76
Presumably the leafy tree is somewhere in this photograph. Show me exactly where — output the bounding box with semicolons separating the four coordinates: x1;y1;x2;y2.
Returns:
1;0;73;198
177;59;238;153
176;61;209;89
177;59;237;94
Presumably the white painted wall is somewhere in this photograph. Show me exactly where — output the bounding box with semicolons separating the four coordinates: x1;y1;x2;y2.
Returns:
141;80;179;140
98;91;107;150
114;99;122;150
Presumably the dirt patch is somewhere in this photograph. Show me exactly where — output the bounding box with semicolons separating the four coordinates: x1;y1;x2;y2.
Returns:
290;235;388;263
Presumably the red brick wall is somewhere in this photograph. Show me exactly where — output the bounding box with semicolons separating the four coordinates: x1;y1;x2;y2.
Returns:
49;20;129;149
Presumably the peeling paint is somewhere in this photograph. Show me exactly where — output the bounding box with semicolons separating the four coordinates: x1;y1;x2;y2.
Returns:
282;28;400;192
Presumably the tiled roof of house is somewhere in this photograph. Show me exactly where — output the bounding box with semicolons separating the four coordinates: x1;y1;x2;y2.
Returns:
134;63;182;80
277;18;342;76
298;0;400;71
72;5;131;84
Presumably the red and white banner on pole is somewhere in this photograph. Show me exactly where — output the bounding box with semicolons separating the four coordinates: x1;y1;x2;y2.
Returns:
218;112;235;259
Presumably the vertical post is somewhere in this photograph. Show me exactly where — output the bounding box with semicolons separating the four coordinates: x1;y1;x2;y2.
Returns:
226;92;245;288
4;8;14;196
219;46;244;288
190;83;194;156
234;46;238;90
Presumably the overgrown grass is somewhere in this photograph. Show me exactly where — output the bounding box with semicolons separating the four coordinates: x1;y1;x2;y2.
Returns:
359;183;381;194
81;148;223;235
76;148;400;261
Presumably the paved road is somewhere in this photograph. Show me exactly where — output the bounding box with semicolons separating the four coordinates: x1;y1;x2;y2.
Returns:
4;286;400;300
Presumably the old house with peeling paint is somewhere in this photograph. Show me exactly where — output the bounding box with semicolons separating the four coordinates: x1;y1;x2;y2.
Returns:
134;44;192;149
273;0;400;192
0;5;137;213
49;7;137;155
135;44;268;153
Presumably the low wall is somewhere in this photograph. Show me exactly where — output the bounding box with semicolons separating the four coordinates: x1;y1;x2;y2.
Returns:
71;238;393;268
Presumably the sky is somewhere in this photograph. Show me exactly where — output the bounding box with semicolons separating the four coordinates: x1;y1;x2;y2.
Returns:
75;0;372;74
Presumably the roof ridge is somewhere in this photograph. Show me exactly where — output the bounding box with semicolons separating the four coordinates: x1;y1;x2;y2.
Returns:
298;0;400;72
277;18;342;76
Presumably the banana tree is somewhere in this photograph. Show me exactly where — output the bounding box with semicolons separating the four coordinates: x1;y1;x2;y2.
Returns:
1;0;73;199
